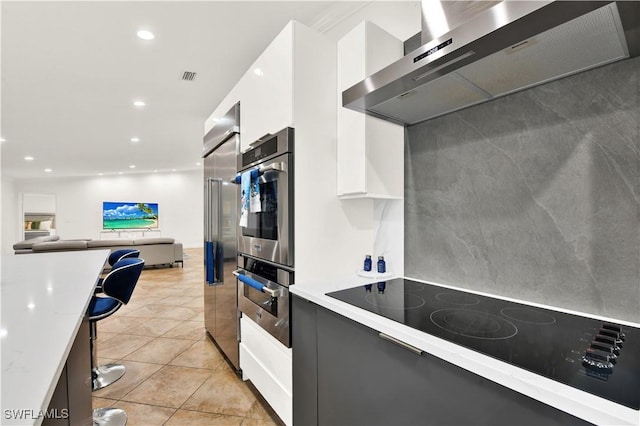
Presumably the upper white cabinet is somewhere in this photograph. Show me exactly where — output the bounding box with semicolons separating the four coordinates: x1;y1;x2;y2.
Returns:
240;26;294;148
337;22;404;199
205;21;330;152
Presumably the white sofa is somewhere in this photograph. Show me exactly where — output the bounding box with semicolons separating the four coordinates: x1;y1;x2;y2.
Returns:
13;236;183;268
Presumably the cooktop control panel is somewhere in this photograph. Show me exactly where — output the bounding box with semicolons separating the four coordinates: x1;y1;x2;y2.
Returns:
581;323;624;375
327;279;640;410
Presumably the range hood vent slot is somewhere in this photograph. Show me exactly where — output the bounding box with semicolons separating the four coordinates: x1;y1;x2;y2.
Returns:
343;1;639;126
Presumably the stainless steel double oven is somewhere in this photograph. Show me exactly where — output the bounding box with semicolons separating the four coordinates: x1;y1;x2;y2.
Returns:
234;127;294;347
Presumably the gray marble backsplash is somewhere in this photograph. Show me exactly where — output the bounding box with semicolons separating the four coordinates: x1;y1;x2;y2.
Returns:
405;57;640;323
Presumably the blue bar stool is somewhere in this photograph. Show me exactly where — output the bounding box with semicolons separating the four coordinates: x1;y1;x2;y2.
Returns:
96;249;140;293
88;257;144;426
108;249;141;266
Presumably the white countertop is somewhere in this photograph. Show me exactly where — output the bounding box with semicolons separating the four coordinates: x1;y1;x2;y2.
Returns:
1;250;109;425
291;275;640;426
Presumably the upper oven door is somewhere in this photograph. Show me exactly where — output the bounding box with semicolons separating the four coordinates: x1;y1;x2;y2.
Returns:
238;152;293;267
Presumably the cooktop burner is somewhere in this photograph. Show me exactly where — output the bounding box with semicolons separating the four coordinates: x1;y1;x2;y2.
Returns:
327;278;640;410
500;307;557;325
435;292;480;306
430;309;518;340
365;292;426;310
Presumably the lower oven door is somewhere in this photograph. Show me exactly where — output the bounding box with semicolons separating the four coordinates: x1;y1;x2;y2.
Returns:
234;268;290;347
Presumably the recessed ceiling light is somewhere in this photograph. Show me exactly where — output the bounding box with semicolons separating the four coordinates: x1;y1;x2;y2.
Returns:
24;156;35;161
172;169;177;172
153;170;158;173
44;168;52;173
196;162;201;166
129;165;136;169
118;172;123;175
133;100;146;107
98;173;104;176
137;30;155;41
130;137;140;143
254;68;264;77
0;137;6;142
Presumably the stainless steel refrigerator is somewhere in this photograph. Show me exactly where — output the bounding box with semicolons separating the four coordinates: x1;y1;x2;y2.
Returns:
203;102;240;371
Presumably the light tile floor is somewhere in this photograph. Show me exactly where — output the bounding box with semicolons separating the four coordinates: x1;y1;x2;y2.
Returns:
92;248;281;426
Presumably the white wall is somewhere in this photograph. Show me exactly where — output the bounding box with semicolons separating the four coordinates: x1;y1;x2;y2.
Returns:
6;170;203;251
1;176;19;255
373;199;404;277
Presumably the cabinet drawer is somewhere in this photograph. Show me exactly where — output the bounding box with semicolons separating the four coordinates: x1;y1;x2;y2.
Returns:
240;316;292;426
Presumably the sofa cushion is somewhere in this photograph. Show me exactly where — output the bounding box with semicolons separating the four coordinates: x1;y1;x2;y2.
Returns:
32;240;88;251
13;235;61;250
87;239;134;248
131;237;175;245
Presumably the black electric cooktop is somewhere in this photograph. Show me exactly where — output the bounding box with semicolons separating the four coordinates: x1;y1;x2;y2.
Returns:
327;278;640;410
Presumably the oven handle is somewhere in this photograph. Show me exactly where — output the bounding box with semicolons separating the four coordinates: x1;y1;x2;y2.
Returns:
260;161;285;174
230;162;285;184
233;270;278;297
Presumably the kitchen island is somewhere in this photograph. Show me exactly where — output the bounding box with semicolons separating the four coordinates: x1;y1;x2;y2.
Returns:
1;250;109;425
291;277;640;426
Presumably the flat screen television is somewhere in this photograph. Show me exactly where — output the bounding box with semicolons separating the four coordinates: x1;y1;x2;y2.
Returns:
102;202;159;230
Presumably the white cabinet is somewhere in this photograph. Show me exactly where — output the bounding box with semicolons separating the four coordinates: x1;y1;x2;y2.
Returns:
239;317;292;426
205;23;294;151
337;22;404;199
240;26;293;148
204;22;317;151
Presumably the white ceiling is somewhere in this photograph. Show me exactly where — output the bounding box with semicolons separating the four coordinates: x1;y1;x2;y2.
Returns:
1;1;371;180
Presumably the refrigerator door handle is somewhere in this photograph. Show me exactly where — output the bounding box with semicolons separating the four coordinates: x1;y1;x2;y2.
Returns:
205;178;224;285
204;178;210;242
205;177;221;241
205;241;216;285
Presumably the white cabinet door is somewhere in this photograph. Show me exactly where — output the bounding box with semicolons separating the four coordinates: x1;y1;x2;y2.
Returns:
204;85;241;137
204;23;294;152
337;21;404;199
240;316;292;426
240;23;294;150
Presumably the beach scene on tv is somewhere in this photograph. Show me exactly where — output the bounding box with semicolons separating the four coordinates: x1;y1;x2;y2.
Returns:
103;202;159;229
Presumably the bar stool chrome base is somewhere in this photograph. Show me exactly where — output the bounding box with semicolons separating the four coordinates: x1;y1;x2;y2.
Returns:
92;363;126;391
93;407;127;426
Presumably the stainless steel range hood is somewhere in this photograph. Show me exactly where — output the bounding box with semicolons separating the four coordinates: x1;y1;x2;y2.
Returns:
342;1;640;126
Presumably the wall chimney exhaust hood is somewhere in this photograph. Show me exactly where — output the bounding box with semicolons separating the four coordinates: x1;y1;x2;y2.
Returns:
342;1;640;126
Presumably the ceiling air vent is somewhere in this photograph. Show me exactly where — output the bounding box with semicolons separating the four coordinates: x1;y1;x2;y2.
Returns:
180;71;197;81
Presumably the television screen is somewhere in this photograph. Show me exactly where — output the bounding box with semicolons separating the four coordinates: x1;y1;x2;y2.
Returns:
103;202;159;229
